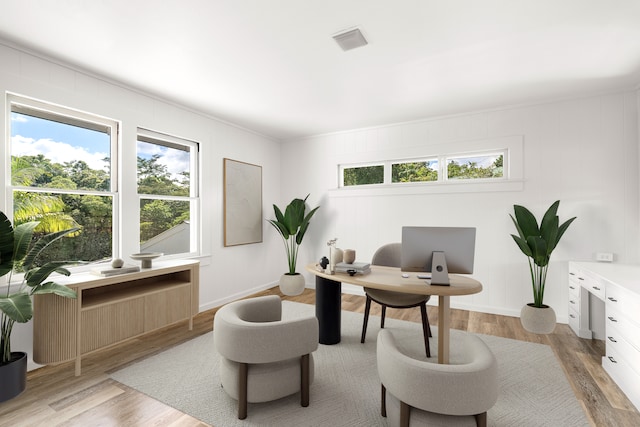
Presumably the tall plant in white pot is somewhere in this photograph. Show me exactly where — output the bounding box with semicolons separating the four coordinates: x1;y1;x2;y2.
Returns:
268;195;319;296
510;200;576;334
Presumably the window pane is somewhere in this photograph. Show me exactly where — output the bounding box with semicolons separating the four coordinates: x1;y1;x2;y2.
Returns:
13;190;113;264
447;153;504;180
137;139;190;196
343;165;384;186
392;160;438;183
140;199;191;255
11;111;111;191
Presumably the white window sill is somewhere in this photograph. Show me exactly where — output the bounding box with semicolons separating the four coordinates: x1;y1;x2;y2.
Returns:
328;179;524;197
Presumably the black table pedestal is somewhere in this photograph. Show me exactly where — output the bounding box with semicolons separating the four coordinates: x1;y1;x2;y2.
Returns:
315;276;342;344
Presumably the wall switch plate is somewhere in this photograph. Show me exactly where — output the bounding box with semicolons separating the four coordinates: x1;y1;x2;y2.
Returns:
596;252;614;262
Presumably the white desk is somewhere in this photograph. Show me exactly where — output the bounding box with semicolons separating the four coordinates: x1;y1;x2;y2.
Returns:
568;262;640;411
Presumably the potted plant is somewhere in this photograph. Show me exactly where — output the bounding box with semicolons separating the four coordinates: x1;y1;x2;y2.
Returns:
0;210;79;402
510;200;576;334
267;195;319;295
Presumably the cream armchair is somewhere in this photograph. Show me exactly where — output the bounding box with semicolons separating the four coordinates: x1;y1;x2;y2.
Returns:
214;295;319;419
377;329;498;427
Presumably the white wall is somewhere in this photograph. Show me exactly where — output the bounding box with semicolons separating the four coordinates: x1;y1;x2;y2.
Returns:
282;92;640;321
0;42;285;367
1;40;638;368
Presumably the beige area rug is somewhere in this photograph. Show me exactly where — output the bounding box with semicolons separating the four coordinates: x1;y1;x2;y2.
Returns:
110;301;589;426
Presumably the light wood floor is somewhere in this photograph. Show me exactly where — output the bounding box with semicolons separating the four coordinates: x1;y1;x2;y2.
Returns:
1;287;639;426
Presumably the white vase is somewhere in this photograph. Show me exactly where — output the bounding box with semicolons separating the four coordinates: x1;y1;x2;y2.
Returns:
520;303;556;334
279;273;305;296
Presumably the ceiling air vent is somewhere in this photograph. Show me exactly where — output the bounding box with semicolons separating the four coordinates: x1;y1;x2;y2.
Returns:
332;27;368;51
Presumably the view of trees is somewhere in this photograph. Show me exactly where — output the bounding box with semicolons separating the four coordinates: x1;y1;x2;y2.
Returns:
392;161;438;182
11;152;189;264
343;165;383;186
138;154;190;243
448;154;503;180
345;154;503;186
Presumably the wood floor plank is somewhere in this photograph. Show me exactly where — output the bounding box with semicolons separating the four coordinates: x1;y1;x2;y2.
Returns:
0;286;638;427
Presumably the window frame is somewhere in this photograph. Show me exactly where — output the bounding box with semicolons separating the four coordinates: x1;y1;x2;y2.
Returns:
136;128;200;258
333;135;523;197
6;93;120;268
341;149;508;187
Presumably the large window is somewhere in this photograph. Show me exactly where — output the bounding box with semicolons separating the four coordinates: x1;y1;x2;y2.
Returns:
137;129;199;256
7;95;201;267
8;95;117;264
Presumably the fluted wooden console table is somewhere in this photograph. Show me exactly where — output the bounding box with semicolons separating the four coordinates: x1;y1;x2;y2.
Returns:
306;264;482;364
33;259;199;375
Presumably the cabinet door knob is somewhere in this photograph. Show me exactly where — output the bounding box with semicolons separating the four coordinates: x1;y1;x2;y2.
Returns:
569;314;576;319
608;316;618;322
569;272;576;276
569;286;575;290
593;286;601;291
608;336;617;343
569;300;576;305
578;277;584;281
607;297;618;302
608;356;617;363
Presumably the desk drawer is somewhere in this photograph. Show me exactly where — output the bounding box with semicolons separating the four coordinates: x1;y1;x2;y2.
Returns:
568;305;580;333
568;280;580;300
606;306;640;351
603;346;640;411
606;322;640;378
580;271;605;301
606;284;640;326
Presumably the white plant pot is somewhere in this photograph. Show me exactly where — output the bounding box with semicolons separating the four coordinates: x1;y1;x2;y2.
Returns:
520;303;556;334
279;273;306;296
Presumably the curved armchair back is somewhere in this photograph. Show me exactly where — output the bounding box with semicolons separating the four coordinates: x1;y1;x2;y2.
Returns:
377;329;498;417
214;295;319;364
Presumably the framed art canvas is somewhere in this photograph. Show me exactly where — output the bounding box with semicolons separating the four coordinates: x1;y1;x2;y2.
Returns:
223;158;263;246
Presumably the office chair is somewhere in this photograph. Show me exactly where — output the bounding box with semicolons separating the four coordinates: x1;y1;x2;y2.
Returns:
360;243;432;357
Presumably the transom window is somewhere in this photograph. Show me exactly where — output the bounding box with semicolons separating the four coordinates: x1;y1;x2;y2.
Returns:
340;150;506;187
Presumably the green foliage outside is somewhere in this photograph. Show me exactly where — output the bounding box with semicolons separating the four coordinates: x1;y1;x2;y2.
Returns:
10;153;189;264
392;161;438;182
343;165;384;186
448;154;503;180
345;155;503;186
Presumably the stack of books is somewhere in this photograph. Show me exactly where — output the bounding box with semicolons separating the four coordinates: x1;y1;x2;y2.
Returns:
335;261;371;275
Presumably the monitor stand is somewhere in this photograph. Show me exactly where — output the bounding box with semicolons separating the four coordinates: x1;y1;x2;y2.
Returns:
431;251;450;286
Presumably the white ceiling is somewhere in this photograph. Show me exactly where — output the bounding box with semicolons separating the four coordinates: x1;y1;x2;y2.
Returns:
1;0;640;140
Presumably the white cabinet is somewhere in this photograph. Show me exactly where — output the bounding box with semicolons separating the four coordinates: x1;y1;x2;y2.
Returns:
567;265;592;338
569;262;640;411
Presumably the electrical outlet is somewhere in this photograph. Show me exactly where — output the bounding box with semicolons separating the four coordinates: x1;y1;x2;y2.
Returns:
596;252;614;262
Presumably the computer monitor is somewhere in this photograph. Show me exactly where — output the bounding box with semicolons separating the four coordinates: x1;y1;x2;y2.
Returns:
401;226;476;286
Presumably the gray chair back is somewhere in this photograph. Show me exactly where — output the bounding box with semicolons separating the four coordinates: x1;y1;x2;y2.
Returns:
372;243;402;267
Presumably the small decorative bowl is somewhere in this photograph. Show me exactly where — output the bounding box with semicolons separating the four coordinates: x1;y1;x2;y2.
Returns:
347;269;357;276
130;252;163;268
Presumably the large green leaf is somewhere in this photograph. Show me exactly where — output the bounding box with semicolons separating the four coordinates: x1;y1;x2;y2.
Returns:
25;262;72;288
0;211;14;277
0;293;33;323
512;205;539;238
22;226;80;270
13;221;38;266
31;282;77;299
